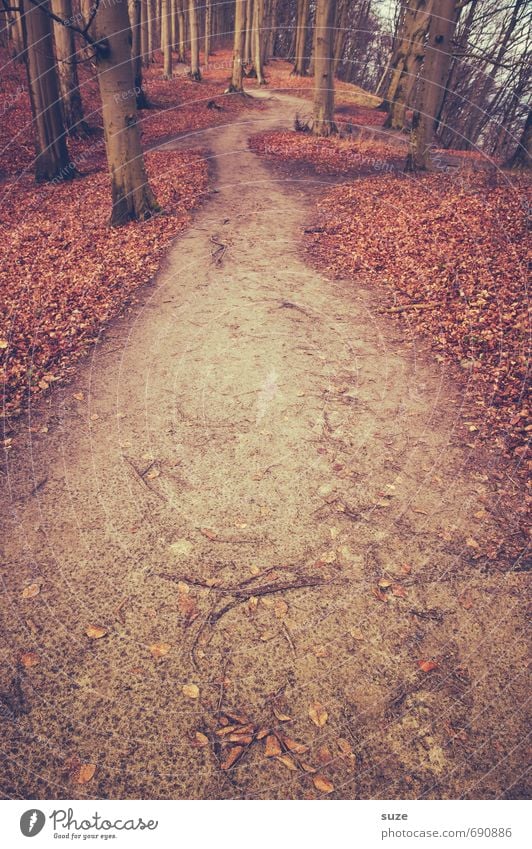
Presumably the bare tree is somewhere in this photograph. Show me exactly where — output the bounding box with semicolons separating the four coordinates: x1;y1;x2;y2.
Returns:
313;0;336;136
228;0;246;92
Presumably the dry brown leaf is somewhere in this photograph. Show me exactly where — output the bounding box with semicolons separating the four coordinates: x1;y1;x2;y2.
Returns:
272;706;292;722
401;563;412;575
20;651;39;668
85;625;107;640
309;702;328;727
274;599;289;619
178;593;200;624
72;763;96;784
73;392;84;401
280;735;308;755
21;583;41;599
313;774;334;794
337;738;354;757
224;710;251;725
301;761;317;773
228;733;253;745
317;744;332;764
194;732;209;748
349;627;364;641
149;641;171;659
220;746;244;770
378;578;392;589
264;734;282;757
275;754;298;771
256;726;270;740
260;630;276;641
418;659;439;673
392;584;407;598
182;683;200;699
466;537;480;550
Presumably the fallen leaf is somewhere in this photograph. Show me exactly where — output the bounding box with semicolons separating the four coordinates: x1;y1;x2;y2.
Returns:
418;659;439;673
20;651;39;668
309;702;328;727
73;392;84;401
392;584;407;598
264;734;282;757
274;599;288;619
280;735;308;754
72;763;96;785
317;744;332;763
349;627;364;641
275;754;298;771
85;625;107;640
260;630;276;641
466;537;480;550
149;641;171;658
313;774;334;794
301;761;317;773
22;583;41;599
178;593;200;624
200;528;218;540
459;591;474;610
401;564;412;575
220;746;244;770
256;727;270;740
272;706;292;722
182;683;200;699
145;467;160;480
337;738;354;757
378;578;392;589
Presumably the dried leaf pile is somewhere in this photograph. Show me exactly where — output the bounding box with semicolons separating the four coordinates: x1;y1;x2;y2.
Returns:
249;130;403;175
304;171;530;468
0;150;208;417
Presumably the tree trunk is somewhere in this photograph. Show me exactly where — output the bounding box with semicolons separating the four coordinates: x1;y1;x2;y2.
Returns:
244;0;252;65
22;0;74;182
313;0;336;136
406;0;459;171
505;107;531;169
384;0;432;130
130;0;149;105
91;0;160;225
188;0;201;79
228;0;246;92
252;0;265;83
332;0;348;75
176;0;186;61
147;0;155;61
50;0;88;136
204;0;211;61
140;0;148;64
292;0;309;75
161;0;173;78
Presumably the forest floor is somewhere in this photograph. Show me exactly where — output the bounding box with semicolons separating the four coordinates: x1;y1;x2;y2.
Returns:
1;87;530;800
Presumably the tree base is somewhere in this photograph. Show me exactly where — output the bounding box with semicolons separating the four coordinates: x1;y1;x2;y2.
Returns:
188;70;202;82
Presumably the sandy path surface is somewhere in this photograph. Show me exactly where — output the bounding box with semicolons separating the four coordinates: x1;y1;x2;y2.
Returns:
1;92;529;800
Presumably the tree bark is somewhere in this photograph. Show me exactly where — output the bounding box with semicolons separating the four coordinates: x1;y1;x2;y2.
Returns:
384;0;432;130
332;0;348;75
228;0;246;92
244;0;252;65
91;0;160;225
505;107;531;169
176;0;186;61
406;0;459;170
252;0;265;83
188;0;201;79
313;0;336;136
22;0;74;182
147;0;155;61
50;0;88;136
161;0;173;78
292;0;309;75
204;0;211;62
129;0;149;105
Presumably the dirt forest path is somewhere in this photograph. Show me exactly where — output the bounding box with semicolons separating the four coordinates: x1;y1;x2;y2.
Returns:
1;92;529;801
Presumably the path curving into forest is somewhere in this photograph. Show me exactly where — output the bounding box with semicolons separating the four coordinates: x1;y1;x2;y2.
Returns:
1;92;529;801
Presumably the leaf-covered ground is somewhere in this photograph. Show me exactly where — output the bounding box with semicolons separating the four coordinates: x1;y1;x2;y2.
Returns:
250;130;404;175
304;172;531;471
0;49;258;420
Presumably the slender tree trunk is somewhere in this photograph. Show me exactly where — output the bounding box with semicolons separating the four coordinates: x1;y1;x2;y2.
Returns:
313;0;336;136
505;107;531;169
244;0;252;65
204;0;211;61
406;0;459;170
50;0;88;136
228;0;246;92
188;0;201;79
384;0;432;130
252;0;265;83
292;0;309;75
266;0;279;58
91;0;160;225
140;0;148;64
332;0;347;75
147;0;155;61
176;0;186;61
129;0;150;105
22;0;74;182
161;0;173;78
